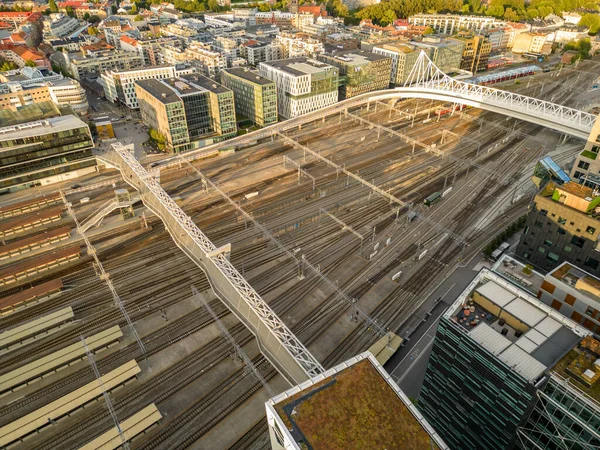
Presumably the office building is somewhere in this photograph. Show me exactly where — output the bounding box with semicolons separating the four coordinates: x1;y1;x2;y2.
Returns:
67;50;144;80
408;13;500;34
220;68;277;127
373;42;419;86
419;268;595;450
266;351;448;450
456;34;492;74
46;78;88;114
241;41;282;67
318;50;391;99
0;115;95;192
516;180;600;277
102;65;180;109
259;58;338;119
412;36;465;75
135;74;236;153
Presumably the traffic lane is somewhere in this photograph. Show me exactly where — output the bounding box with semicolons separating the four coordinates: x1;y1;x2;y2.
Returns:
384;264;481;374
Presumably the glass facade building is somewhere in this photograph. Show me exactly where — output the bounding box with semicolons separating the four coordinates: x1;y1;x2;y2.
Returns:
418;269;597;450
220;68;278;127
135;74;236;153
0;115;94;192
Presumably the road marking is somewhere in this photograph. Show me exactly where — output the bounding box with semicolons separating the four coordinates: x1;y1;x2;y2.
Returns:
396;338;435;384
390;282;456;376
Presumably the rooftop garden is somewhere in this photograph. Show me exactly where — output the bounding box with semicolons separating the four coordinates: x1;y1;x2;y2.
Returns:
552;344;600;404
277;359;439;450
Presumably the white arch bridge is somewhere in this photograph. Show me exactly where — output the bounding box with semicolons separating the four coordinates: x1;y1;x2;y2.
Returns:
161;51;597;169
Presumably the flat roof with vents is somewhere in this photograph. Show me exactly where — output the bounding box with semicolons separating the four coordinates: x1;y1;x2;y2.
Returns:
222;68;275;86
447;269;590;382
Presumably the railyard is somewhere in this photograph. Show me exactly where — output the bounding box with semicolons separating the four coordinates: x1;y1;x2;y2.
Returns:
0;59;598;449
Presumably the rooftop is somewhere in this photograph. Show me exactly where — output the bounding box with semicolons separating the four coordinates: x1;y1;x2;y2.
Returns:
0;115;88;141
262;57;335;77
446;269;589;382
324;49;390;65
136;75;230;104
268;352;447;450
551;336;600;403
221;68;274;86
549;262;600;303
135;78;180;104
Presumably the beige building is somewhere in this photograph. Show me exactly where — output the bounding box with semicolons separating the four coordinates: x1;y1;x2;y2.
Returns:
512;32;547;54
220;68;278;127
372;42;419;86
570;116;600;183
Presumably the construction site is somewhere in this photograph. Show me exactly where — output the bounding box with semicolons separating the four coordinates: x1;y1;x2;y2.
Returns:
0;58;598;449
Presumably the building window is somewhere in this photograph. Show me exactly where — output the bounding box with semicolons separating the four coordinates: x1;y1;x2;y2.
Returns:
558;228;566;235
544;239;552;246
540;209;548;216
578;160;590;170
565;294;576;306
585;256;599;270
547;252;559;262
587;226;596;235
551;299;562;311
585;306;597;317
572;311;583;322
535;221;543;228
537;246;546;254
541;280;556;294
564;245;573;253
558;217;567;225
571;236;585;248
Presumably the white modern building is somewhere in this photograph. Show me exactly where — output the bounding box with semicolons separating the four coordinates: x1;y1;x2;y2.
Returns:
259;57;338;119
408;13;501;34
43;13;82;40
47;78;88;113
101;64;194;109
275;32;325;58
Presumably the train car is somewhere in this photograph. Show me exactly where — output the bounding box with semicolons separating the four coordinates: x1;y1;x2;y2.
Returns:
468;65;540;86
424;192;442;207
435;103;467;117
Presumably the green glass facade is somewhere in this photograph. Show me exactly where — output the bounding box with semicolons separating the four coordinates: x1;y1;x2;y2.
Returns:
0;123;94;191
517;375;600;450
419;316;538;450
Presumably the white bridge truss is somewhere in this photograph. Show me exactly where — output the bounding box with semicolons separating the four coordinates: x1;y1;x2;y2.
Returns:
97;144;324;384
400;51;597;140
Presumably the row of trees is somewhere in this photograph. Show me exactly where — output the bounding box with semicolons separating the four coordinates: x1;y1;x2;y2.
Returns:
352;0;600;27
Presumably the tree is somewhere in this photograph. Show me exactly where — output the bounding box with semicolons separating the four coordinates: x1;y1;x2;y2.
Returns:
111;4;118;14
131;2;138;13
89;14;100;23
65;5;75;16
135;14;144;20
49;0;58;12
579;13;600;35
423;26;434;35
503;7;519;21
25;59;36;67
88;25;99;35
207;0;219;11
148;128;167;151
83;12;90;20
0;60;18;71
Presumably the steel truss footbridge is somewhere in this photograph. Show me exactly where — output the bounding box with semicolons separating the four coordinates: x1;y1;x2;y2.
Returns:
98;53;598;385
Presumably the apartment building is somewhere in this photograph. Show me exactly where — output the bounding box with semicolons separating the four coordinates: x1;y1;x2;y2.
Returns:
538;262;600;333
408;13;500;34
275;32;324;58
46;78;88;114
0;115;95;192
570;117;600;184
419;268;598;450
512;32;548;54
372;42;419;86
220;68;277;127
67;50;144;80
317;50;392;99
0;84;50;111
259;57;338;119
241;41;282;66
42;13;82;40
516;168;600;275
102;65;179;109
162;43;227;79
135;74;236;153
